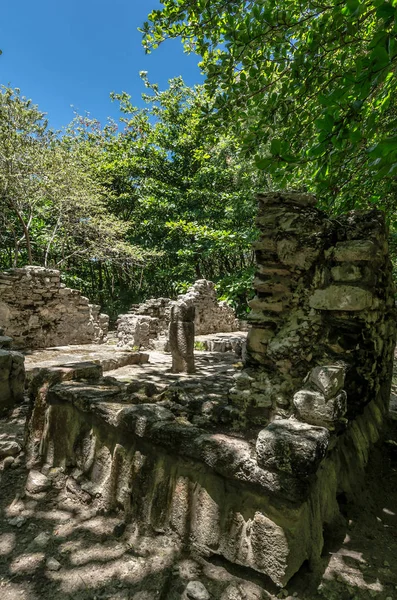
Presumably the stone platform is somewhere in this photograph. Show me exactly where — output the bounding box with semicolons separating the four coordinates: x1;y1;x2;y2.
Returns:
15;193;397;587
21;344;390;586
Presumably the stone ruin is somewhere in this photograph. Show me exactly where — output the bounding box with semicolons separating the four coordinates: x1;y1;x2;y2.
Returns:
169;300;196;373
0;266;109;349
3;192;396;588
231;192;396;428
116;279;240;350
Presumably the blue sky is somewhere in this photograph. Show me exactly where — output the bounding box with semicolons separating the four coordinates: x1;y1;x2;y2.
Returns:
0;0;203;130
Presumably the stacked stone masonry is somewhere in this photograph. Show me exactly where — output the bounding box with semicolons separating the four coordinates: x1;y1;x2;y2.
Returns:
231;192;396;428
0;266;109;349
22;192;397;587
116;279;240;349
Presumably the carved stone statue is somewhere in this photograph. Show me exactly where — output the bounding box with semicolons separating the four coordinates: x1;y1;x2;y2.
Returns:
168;300;195;373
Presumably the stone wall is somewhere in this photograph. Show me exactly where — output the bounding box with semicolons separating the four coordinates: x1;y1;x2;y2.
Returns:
0;266;109;349
22;192;397;586
116;279;240;349
230;192;396;428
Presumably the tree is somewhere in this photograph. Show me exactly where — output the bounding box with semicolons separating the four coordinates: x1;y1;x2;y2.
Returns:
85;74;266;311
142;0;397;210
0;86;141;270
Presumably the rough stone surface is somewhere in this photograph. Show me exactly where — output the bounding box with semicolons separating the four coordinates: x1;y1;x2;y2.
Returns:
0;266;109;348
0;439;21;457
309;285;374;311
232;193;396;427
26;470;51;493
255;419;330;476
293;387;347;429
0;349;25;415
46;557;61;571
19;192;397;590
116;279;240;349
309;365;346;399
184;581;210;600
169;301;195;373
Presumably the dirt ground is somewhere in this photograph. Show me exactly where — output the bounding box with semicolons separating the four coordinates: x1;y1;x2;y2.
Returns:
1;413;396;600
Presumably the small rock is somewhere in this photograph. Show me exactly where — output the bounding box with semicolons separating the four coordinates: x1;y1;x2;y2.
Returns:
46;557;61;571
33;532;51;548
185;580;210;600
3;456;15;469
26;470;50;494
8;516;26;528
0;440;21;457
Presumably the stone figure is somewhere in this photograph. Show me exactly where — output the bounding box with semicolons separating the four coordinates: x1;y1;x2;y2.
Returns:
168;300;195;373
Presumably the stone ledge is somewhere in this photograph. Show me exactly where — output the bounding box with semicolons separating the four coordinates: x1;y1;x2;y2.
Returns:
46;379;310;505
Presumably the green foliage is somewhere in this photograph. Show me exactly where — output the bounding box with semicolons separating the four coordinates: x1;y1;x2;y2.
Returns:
142;0;397;211
194;340;207;351
0;81;262;319
74;74;264;313
0;86;143;272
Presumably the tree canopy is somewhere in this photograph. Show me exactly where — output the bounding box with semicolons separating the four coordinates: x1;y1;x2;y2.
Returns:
0;80;263;318
142;0;397;211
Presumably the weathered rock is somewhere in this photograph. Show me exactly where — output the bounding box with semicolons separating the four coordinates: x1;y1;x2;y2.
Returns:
231;194;395;429
332;240;378;262
0;266;108;348
0;439;21;457
184;581;210;600
309;285;373;311
8;516;26;528
309;365;346;399
117;279;240;349
46;557;61;571
33;531;51;547
256;419;330;476
26;470;51;493
0;335;13;349
293;389;347;428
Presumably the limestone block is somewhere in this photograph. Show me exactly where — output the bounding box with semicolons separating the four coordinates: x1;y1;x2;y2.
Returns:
248;297;284;313
246;327;271;354
249;512;291;585
309;365;346;399
293;389;347;428
26;470;51;493
0;440;21;457
332;240;378;262
277;238;320;270
309;285;373;311
331;264;362;282
255;419;329;476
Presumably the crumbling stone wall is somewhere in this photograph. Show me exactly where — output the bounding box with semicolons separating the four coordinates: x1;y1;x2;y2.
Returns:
0;266;109;349
116;279;240;349
116;297;172;349
230;192;396;428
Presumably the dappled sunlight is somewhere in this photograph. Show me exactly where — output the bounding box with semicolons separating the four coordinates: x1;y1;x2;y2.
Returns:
0;532;16;556
323;551;384;594
68;542;126;566
9;552;45;574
